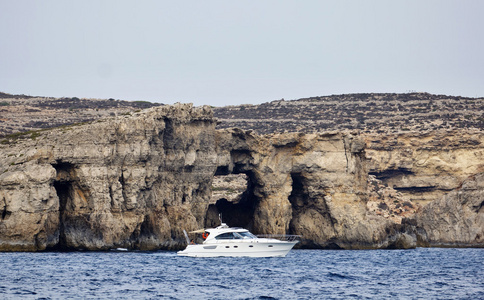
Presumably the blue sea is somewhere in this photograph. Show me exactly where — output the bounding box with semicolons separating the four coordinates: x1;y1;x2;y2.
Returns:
0;248;483;299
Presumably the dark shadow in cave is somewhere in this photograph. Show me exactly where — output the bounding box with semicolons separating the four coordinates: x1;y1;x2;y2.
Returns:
53;181;70;250
206;166;260;232
1;197;11;220
288;172;307;235
288;172;339;248
49;161;75;251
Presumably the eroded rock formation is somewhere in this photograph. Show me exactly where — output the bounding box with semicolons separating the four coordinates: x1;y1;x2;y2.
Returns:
1;104;216;251
416;172;484;247
365;130;484;206
1;103;483;251
210;129;417;249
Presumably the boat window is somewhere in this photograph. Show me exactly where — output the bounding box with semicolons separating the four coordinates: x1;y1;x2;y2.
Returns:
215;232;241;240
236;232;257;239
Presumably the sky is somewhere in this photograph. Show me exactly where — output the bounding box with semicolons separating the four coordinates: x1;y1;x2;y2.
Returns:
1;1;483;107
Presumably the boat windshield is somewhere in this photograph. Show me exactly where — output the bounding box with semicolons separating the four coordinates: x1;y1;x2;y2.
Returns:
235;232;257;239
214;231;258;240
215;232;241;240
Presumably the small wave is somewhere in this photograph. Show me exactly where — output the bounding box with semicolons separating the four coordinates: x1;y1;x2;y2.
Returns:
12;289;37;295
213;284;231;290
327;272;355;280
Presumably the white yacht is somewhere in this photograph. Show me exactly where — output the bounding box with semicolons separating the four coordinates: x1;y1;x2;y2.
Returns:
177;223;299;257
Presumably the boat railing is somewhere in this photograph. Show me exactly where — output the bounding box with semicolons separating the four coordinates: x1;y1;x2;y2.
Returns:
256;234;301;242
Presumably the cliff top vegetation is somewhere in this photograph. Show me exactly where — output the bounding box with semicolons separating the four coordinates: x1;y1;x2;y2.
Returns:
0;92;162;137
213;93;484;134
1;92;483;136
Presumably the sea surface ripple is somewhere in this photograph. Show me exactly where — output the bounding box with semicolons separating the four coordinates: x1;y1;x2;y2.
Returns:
0;248;483;299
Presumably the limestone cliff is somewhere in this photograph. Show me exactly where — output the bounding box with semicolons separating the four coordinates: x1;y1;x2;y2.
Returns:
416;172;484;247
0;103;483;251
210;129;416;249
0;104;217;251
365;130;484;205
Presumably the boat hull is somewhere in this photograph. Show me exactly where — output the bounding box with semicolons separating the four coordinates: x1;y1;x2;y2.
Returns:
177;240;297;258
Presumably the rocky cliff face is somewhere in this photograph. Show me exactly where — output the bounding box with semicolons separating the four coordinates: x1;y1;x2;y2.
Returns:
0;104;217;251
365;130;484;206
1;103;483;251
212;92;484;221
210;129;418;249
416;172;484;247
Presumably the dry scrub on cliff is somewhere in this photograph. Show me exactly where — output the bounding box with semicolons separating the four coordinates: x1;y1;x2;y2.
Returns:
2;92;483;137
0;92;162;137
213;93;484;135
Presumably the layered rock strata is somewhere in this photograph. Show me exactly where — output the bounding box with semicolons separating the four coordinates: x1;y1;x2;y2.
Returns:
1;103;483;251
365;130;484;205
211;129;416;249
0;104;216;251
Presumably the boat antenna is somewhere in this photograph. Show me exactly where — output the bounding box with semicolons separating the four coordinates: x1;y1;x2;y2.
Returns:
219;213;223;225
